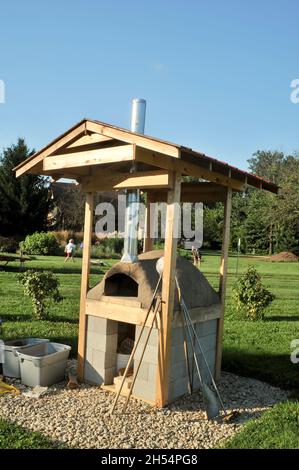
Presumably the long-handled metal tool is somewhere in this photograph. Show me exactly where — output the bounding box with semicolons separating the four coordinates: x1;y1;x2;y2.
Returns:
110;274;162;414
175;276;235;420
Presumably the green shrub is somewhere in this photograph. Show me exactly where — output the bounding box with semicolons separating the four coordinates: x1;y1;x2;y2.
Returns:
76;237;124;259
233;266;275;320
21;232;60;255
18;270;63;320
0;236;19;253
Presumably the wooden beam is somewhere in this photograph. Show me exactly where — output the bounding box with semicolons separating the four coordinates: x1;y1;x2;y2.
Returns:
149;182;227;203
15;122;87;178
215;187;232;381
85;299;160;329
43;144;134;171
143;192;154;252
77;193;94;382
66;133;113;149
80;170;172;192
156;172;181;407
86;121;180;158
135;147;245;192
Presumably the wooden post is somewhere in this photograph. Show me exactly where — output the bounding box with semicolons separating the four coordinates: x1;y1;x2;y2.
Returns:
143;192;154;252
77;192;94;381
215;187;232;381
156;172;181;407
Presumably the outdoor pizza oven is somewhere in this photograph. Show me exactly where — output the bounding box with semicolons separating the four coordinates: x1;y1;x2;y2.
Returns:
83;250;221;405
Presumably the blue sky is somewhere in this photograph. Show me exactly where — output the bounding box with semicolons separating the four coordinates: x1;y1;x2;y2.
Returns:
0;0;298;170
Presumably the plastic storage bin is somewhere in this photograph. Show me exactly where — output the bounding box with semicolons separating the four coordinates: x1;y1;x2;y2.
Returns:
3;338;49;378
17;342;71;387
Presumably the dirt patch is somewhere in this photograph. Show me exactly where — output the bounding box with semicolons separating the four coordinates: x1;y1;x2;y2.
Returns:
268;252;299;262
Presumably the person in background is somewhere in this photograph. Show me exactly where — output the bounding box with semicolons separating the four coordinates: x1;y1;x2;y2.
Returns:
64;239;76;263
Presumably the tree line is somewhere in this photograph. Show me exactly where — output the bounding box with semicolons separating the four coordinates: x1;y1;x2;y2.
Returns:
0;139;298;255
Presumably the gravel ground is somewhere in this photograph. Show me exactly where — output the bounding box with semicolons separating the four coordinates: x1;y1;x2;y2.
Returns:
0;361;289;449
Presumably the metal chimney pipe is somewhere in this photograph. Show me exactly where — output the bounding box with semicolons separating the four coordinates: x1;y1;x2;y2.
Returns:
121;99;146;263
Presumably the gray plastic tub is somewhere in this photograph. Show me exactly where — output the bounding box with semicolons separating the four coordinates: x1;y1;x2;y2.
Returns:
3;338;49;378
17;342;71;387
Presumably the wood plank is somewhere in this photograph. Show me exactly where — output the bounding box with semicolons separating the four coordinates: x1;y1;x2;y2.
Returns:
135;147;245;192
86;121;180;158
15;123;87;177
85;298;160;329
215;187;232;381
77;193;94;382
43;144;134;171
66;133;112;149
156;172;181;407
148;182;227;203
80;170;172;192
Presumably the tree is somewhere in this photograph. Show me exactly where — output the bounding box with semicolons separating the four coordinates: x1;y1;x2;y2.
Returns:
0;139;51;237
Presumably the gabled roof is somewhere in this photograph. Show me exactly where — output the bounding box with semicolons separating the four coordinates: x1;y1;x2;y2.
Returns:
14;118;278;194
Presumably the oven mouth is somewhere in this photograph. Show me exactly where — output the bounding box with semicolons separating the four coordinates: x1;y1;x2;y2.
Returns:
104;273;138;297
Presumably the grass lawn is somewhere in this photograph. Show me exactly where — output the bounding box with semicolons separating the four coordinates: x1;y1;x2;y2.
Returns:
0;252;298;389
222;401;299;449
0;418;61;449
0;251;298;449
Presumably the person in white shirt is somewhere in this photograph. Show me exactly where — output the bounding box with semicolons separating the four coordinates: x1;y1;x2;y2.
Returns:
64;239;76;263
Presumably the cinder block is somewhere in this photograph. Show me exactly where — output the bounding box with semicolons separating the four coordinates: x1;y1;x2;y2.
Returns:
135;343;158;365
87;331;117;353
102;366;116;385
133;378;156;402
201;319;217;337
135;325;158;347
198;334;216;353
84;361;104;385
87;316;117;335
170;359;188;379
169;377;189;401
133;360;149;381
148;363;157;384
172;327;185;345
86;346;93;363
92;349;116;369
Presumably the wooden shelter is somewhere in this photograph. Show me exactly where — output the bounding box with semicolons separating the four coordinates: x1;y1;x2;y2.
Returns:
15;118;278;407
